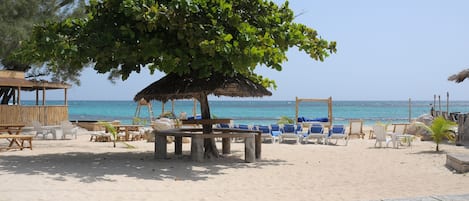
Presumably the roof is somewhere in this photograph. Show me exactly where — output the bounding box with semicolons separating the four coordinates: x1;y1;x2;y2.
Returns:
0;77;71;90
448;69;469;83
134;73;272;102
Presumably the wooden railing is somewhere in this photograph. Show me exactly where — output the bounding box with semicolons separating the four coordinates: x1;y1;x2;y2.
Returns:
0;105;68;126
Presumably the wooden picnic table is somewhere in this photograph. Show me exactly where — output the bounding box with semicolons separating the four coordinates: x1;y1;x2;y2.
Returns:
0;124;32;150
0;123;25;135
154;128;262;162
114;125;143;141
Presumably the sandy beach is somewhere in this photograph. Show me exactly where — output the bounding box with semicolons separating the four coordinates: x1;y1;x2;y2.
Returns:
0;129;468;201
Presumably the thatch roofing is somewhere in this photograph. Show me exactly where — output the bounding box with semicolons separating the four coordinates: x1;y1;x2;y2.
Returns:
134;73;272;102
0;77;71;90
448;69;469;83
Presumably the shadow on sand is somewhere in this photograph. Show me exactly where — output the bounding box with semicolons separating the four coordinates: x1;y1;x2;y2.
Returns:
0;151;287;183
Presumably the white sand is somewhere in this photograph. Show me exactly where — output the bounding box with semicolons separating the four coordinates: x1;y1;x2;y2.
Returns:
0;130;468;201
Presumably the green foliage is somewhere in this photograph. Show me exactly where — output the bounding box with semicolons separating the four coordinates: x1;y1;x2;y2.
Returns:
98;121;136;148
132;117;148;125
99;121;118;148
415;117;457;152
19;0;336;89
0;0;86;104
277;116;294;125
1;0;85;76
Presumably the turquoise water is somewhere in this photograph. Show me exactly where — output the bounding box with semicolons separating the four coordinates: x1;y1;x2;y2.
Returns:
22;100;469;126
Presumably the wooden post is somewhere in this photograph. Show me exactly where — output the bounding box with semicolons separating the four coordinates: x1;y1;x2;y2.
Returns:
36;89;39;105
447;92;449;115
244;135;255;163
408;98;411;123
64;88;68;106
171;99;175;114
222;138;231;154
438;95;441;116
174;136;182;155
255;132;261;159
295;96;299;124
191;134;204;162
42;87;46;106
17;87;21;105
155;133;167;159
193;98;197;117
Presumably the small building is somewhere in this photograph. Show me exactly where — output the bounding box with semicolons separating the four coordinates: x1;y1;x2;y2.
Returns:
0;70;70;126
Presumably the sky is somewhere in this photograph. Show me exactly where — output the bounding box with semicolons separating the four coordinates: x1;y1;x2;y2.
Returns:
23;0;469;101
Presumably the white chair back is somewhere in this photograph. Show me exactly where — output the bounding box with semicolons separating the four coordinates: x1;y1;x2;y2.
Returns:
373;125;386;141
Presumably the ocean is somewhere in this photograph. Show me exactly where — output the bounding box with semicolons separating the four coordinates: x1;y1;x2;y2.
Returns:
22;100;469;126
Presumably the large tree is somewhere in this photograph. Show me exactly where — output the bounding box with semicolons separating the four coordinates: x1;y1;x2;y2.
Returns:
0;0;85;104
18;0;336;157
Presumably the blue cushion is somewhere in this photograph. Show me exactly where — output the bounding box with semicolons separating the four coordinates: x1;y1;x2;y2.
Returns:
283;124;295;132
271;131;281;137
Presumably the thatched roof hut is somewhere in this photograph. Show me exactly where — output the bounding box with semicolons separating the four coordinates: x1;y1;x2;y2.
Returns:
134;73;272;102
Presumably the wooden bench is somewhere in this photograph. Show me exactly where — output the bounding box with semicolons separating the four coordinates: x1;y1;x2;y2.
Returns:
0;135;33;150
154;128;261;163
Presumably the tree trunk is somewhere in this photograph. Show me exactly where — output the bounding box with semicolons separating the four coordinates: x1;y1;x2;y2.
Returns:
198;93;220;159
0;87;14;105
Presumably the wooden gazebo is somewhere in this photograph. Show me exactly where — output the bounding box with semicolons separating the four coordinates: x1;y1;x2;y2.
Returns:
0;70;70;126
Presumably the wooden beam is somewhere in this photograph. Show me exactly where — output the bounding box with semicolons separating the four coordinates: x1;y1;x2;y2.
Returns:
64;88;68;106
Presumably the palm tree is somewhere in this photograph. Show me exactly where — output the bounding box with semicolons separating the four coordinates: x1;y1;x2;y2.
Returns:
99;121;118;148
277;116;294;125
416;116;457;151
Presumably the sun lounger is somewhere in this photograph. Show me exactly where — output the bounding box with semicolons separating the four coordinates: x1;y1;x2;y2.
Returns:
348;119;365;139
279;124;300;144
303;124;325;144
257;125;275;143
326;125;348;145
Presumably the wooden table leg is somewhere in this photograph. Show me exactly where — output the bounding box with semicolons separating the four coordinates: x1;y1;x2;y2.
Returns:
155;135;167;159
191;135;204;162
245;136;255;163
7;138;22;150
222;137;231;154
174;136;183;155
255;133;261;159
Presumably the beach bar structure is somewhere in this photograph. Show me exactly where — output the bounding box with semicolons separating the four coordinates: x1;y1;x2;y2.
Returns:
0;70;70;126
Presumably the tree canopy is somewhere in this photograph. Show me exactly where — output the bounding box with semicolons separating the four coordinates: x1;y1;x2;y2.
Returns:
18;0;336;89
0;0;85;104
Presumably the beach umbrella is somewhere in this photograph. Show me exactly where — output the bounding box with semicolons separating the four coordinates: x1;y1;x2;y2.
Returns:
448;69;469;83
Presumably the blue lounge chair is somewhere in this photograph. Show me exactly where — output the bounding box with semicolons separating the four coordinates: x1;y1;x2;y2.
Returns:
270;124;282;143
279;124;300;144
326;125;348;145
237;124;249;130
257;125;275;143
303;124;325;144
218;123;230;128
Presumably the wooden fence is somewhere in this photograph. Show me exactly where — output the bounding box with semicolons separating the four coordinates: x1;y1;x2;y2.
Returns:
0;105;68;126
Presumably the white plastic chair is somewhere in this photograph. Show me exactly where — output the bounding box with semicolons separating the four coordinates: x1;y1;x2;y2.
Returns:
32;120;53;139
61;121;78;139
373;125;393;148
